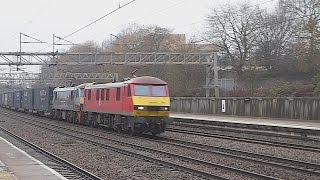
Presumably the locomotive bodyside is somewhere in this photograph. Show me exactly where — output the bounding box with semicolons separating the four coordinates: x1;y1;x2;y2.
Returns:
53;87;78;111
52;83;88;123
53;86;79;122
83;76;170;135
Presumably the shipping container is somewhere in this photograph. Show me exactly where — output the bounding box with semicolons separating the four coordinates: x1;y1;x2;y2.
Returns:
13;91;22;109
33;87;54;113
22;89;34;111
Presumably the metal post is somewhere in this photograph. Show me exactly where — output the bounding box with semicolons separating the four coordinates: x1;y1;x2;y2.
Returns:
206;65;210;97
18;32;22;69
214;53;219;97
19;32;22;53
205;54;212;97
53;34;55;52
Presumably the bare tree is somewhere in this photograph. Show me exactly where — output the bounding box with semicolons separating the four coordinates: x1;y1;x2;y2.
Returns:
40;41;107;84
206;3;262;74
111;24;186;53
68;40;102;53
254;7;295;71
279;0;320;72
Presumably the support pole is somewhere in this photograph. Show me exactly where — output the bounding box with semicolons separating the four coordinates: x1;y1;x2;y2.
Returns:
214;53;219;97
205;54;213;97
206;65;210;97
19;32;22;54
53;34;55;52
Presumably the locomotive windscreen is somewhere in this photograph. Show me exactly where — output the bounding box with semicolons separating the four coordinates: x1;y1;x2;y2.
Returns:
134;85;167;96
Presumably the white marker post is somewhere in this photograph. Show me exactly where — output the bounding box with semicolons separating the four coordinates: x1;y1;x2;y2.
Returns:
222;100;226;113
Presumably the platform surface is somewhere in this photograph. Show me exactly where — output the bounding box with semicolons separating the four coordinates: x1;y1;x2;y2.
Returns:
170;113;320;131
0;136;67;180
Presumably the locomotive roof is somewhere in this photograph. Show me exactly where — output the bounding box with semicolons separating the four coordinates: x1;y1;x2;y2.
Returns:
85;82;124;89
125;76;167;85
53;86;77;92
85;76;167;90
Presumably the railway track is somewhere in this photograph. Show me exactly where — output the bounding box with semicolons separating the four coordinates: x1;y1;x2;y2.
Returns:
8;110;320;177
172;121;320;141
2;110;320;179
166;127;320;153
0;109;283;180
0;126;102;180
153;136;320;176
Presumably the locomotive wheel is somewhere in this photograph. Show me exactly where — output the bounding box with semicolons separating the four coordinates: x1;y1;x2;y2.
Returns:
65;111;69;122
93;121;98;128
92;113;98;128
128;127;135;136
57;110;62;120
70;111;75;124
151;132;158;136
114;124;121;133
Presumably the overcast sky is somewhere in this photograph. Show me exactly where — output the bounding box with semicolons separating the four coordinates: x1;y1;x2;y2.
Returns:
0;0;276;73
0;0;277;53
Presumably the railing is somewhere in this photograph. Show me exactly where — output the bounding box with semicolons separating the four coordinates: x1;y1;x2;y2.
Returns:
171;97;320;120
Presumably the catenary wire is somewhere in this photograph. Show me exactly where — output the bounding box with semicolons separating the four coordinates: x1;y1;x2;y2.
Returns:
37;0;136;52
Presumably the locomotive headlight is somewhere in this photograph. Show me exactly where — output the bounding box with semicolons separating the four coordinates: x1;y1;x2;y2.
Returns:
138;106;144;110
164;107;168;110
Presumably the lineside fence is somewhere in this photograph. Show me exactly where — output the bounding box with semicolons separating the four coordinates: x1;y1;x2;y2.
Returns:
170;97;320;120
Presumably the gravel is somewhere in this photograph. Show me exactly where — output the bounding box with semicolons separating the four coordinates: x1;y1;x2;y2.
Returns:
171;124;320;148
1;108;320;180
0;109;203;180
163;130;320;165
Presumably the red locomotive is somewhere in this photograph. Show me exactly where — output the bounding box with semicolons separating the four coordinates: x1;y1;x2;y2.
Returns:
53;76;171;135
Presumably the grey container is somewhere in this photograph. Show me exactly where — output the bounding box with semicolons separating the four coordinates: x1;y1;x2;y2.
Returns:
7;92;14;107
2;93;7;106
13;91;22;109
33;87;54;113
22;89;34;111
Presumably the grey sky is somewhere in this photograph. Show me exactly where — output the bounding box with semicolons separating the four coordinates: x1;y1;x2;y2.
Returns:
0;0;276;53
0;0;276;73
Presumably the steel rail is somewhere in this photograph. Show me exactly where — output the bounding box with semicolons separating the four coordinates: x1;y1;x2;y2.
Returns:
0;126;102;180
172;122;320;142
3;108;320;176
0;110;228;180
3;109;320;177
166;127;320;153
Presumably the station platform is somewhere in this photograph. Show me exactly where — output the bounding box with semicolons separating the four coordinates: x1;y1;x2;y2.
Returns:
0;137;67;180
170;113;320;135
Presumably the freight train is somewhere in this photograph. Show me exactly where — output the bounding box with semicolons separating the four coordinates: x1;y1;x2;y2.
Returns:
0;76;171;135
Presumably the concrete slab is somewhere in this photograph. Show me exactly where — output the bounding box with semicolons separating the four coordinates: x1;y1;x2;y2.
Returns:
170;113;320;131
0;171;18;180
0;137;67;180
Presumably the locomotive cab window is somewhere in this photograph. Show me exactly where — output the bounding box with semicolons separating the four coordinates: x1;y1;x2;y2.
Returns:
134;85;150;96
152;85;167;96
88;89;91;100
116;88;120;101
96;89;100;100
127;85;131;97
70;91;74;100
106;89;109;101
101;89;105;100
80;89;84;97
